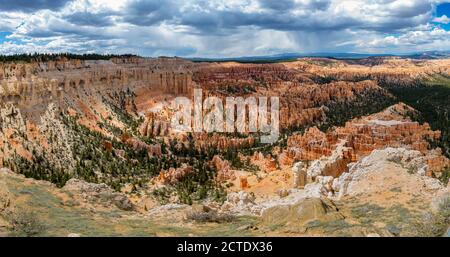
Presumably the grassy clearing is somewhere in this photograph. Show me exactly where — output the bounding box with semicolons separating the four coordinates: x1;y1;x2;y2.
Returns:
348;202;423;236
305;219;355;236
414;197;450;237
186;211;236;224
1;174;259;237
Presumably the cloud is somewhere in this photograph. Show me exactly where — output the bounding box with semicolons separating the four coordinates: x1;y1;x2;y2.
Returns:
433;15;450;24
63;11;116;27
160;0;436;36
121;0;177;26
0;0;449;57
356;28;450;53
258;0;296;10
0;0;72;12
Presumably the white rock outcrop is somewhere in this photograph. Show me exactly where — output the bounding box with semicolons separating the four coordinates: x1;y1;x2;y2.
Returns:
63;179;134;211
331;147;443;198
220;191;261;215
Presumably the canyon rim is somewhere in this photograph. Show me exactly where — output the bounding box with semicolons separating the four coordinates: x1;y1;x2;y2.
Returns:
0;0;449;243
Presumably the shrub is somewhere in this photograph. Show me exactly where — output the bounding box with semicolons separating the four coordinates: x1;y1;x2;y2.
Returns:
186;211;236;223
6;210;45;237
415;197;450;237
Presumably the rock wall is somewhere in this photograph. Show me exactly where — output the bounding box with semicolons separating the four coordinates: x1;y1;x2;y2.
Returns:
286;103;450;180
194;63;392;130
284;58;450;83
0;57;196;113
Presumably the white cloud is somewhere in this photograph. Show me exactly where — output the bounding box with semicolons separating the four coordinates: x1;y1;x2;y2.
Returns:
355;28;450;53
433;15;450;24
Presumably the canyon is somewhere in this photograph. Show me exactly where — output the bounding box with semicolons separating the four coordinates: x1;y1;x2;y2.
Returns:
0;55;449;237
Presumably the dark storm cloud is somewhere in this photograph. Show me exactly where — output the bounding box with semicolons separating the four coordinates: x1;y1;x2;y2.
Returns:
0;0;72;12
258;0;296;11
387;1;432;18
175;1;430;35
95;0;433;36
121;0;178;26
259;0;329;11
64;11;116;27
178;9;357;34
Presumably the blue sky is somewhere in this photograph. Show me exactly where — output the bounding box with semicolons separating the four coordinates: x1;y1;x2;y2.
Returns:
434;2;450;30
0;32;12;44
437;2;450;16
0;0;449;57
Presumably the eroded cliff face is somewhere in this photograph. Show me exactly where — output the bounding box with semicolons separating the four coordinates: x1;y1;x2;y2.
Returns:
284;103;449;180
3;56;447;140
0;57;197;118
134;61;346;151
0;58;200;180
0;56;449;237
1;56;449;163
283;57;450;84
2;57;449;178
191;63;395;130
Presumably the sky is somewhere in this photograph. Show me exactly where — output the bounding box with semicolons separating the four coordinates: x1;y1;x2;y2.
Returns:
0;0;449;57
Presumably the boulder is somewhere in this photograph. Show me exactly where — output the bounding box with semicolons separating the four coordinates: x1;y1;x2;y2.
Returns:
112;194;134;211
63;179;134;211
276;189;290;198
292;162;307;188
261;198;344;228
220;191;260;215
